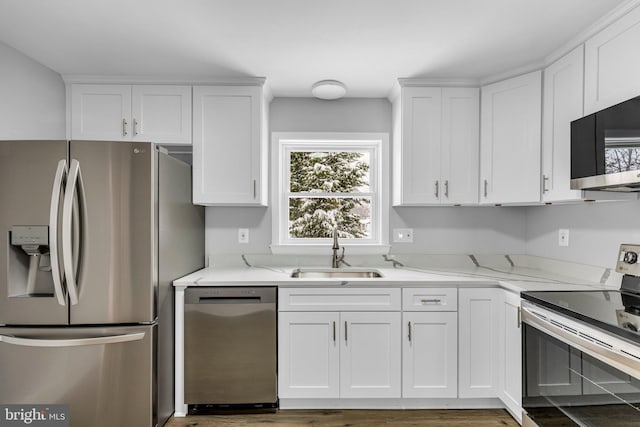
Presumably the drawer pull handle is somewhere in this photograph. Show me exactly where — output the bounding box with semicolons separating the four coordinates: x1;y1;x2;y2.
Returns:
408;321;412;342
421;298;442;305
332;321;336;342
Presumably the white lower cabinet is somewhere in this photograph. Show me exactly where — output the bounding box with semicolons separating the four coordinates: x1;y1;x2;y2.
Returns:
278;308;401;399
500;290;523;421
278;286;402;399
278;286;525;413
278;312;340;398
458;288;500;398
403;311;458;398
340;312;401;398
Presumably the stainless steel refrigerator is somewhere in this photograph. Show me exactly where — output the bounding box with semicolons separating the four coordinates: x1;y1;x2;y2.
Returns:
0;140;205;427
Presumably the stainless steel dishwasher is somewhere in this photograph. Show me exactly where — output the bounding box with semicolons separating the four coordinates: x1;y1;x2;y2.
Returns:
184;287;277;409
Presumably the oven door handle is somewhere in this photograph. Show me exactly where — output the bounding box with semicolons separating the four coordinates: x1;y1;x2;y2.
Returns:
522;306;640;380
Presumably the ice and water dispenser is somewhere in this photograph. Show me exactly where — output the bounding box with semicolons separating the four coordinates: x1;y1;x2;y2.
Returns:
8;225;54;297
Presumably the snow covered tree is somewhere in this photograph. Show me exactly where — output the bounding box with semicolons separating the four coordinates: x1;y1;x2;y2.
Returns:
289;151;370;238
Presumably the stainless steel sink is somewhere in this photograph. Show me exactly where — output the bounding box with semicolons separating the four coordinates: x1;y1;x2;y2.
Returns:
290;268;383;279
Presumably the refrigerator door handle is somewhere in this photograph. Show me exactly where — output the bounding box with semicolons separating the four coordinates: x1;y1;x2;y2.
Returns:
0;332;145;347
62;159;82;305
49;159;67;306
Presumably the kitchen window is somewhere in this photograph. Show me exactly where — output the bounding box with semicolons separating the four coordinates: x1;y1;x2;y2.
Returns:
271;132;389;254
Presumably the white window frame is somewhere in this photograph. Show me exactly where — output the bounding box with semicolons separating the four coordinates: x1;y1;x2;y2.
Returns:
271;132;390;255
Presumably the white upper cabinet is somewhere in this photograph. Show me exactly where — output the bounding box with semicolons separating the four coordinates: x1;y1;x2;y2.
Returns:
70;84;191;144
192;84;268;206
393;86;442;205
392;85;479;206
584;5;640;114
131;85;192;144
542;46;584;203
71;84;132;141
480;71;542;204
441;88;480;205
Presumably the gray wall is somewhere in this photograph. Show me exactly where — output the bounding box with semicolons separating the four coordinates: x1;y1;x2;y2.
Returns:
205;97;528;256
525;200;640;268
0;41;65;139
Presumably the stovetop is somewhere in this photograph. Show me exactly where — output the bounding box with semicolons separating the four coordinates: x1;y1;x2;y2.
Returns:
521;244;640;344
521;289;640;344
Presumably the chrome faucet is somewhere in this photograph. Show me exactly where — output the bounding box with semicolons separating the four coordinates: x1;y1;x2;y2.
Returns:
331;226;345;268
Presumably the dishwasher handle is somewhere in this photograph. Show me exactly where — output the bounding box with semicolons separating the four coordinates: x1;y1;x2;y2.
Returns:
196;296;263;304
184;287;276;304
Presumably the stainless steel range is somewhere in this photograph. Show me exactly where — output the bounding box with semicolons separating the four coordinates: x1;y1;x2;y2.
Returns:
521;244;640;427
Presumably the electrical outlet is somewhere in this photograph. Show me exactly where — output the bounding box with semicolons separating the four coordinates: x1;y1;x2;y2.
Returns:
238;228;249;244
558;229;569;247
393;228;414;243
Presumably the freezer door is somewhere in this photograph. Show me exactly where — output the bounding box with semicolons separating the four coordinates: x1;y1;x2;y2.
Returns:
0;141;69;325
0;324;156;427
68;141;155;324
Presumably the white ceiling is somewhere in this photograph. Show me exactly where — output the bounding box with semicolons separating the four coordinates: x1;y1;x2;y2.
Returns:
0;0;624;97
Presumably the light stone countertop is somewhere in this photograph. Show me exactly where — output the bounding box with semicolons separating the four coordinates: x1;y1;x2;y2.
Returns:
173;253;618;294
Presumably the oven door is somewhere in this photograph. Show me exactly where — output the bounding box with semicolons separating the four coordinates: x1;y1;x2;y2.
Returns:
522;304;640;426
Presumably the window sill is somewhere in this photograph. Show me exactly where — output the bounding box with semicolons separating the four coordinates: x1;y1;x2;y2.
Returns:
270;244;391;255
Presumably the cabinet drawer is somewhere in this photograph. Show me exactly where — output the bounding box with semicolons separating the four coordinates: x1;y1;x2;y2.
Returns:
402;288;457;311
279;288;401;311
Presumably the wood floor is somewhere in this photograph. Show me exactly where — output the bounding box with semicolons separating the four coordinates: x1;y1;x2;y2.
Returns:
166;409;519;426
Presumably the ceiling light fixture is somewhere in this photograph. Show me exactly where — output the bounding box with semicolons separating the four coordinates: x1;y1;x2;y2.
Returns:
311;80;347;100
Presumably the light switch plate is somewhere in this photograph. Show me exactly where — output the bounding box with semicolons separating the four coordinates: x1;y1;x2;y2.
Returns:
393;228;413;243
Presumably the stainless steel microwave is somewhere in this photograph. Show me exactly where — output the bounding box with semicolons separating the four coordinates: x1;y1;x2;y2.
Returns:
571;95;640;191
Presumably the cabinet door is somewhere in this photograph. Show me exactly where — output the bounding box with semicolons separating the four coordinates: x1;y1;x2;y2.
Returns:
340;312;401;398
542;46;584;202
278;312;340;398
395;87;442;205
480;71;542;204
192;85;265;205
441;88;479;204
500;291;523;421
458;288;499;398
403;311;457;398
132;85;192;145
584;6;640;114
71;84;131;141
